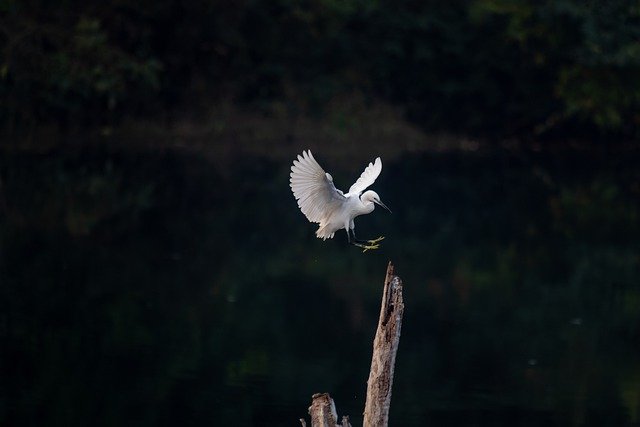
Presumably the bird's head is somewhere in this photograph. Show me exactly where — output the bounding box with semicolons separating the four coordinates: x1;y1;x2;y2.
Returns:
361;190;391;213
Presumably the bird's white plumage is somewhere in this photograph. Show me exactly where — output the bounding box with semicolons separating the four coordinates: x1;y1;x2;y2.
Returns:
290;150;387;241
347;157;382;196
290;150;346;225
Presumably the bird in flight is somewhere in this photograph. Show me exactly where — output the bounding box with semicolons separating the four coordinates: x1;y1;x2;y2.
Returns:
290;150;391;251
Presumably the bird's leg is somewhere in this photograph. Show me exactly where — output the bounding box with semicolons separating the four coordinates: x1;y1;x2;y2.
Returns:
351;229;385;246
350;228;368;244
349;229;380;252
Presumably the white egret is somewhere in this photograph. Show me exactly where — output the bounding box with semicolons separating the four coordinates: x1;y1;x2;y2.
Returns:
289;150;391;251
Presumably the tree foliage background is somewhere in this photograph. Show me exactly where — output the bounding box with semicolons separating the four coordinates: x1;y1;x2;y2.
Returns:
3;2;640;425
2;0;640;138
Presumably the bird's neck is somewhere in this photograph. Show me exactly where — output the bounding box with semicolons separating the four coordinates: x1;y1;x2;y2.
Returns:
357;197;375;215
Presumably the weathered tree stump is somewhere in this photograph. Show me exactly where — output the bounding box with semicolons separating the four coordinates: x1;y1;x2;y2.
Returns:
302;262;404;427
363;262;404;427
303;393;352;427
308;393;338;427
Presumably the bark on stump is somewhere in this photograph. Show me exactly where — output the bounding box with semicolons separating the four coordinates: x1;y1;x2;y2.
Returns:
304;393;352;427
303;262;404;427
363;262;404;427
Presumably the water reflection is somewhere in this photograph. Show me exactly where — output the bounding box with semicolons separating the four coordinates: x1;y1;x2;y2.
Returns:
1;147;639;426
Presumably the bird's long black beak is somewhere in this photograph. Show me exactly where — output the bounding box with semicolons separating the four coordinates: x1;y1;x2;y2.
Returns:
374;200;392;213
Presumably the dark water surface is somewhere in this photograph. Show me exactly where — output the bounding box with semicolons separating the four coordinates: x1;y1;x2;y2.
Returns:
2;146;639;426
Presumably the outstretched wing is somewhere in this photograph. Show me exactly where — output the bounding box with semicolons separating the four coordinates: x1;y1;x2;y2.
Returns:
290;150;346;224
347;157;382;196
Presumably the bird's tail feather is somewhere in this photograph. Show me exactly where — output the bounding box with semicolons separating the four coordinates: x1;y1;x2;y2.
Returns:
315;224;335;240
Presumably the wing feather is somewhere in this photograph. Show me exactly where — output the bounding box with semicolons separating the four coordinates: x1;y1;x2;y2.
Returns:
290;150;346;224
347;157;382;196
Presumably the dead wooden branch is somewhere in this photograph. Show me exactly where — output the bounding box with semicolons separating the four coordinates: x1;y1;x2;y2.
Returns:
302;262;404;427
308;393;338;427
363;262;404;427
305;393;353;427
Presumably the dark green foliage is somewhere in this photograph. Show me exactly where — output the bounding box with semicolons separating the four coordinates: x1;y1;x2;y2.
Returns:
1;2;161;126
2;0;639;136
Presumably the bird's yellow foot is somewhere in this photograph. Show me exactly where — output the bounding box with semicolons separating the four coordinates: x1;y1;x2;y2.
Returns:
368;236;385;244
356;243;380;253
